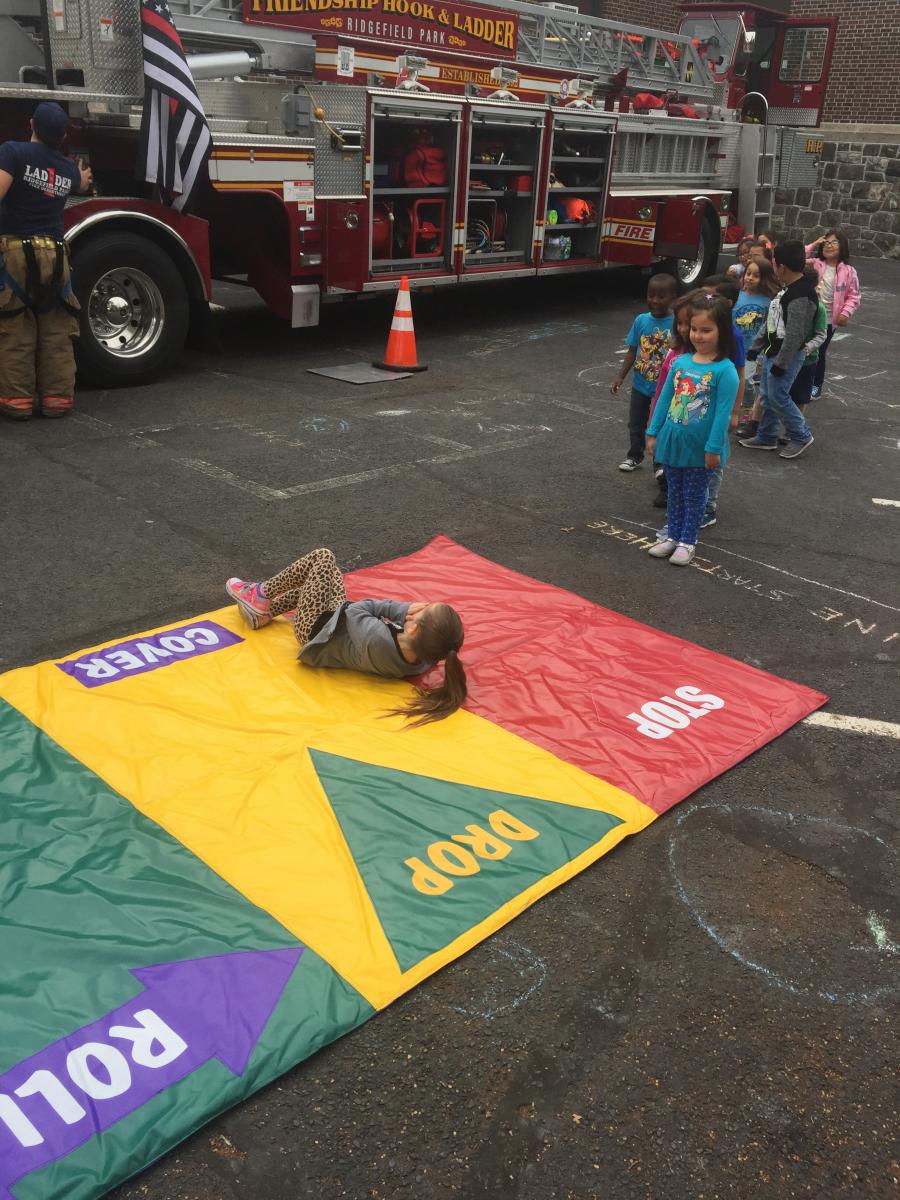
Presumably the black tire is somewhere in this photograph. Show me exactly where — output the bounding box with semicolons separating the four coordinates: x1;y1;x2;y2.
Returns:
670;215;720;288
71;232;190;387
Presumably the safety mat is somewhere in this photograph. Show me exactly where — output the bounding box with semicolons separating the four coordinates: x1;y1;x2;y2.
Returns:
0;537;825;1199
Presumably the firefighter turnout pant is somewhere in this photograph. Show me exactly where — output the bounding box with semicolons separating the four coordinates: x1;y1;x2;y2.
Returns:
0;234;80;419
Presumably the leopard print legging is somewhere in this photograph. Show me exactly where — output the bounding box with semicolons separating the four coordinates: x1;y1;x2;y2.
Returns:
262;547;348;645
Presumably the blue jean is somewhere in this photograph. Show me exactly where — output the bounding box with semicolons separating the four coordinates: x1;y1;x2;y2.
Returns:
665;466;716;546
757;354;812;445
705;464;724;514
743;371;758;409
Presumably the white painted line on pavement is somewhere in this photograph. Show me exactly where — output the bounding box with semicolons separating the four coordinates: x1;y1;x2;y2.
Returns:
803;712;900;739
873;497;900;507
611;516;900;615
857;370;888;381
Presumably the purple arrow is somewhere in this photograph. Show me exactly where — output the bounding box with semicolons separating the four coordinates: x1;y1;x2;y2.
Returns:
0;947;302;1199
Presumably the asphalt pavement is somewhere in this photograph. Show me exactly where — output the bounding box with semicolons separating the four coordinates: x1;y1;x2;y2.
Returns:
2;257;898;1200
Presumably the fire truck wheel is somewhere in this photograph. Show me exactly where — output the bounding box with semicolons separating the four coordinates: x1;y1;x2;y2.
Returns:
72;234;189;386
671;215;719;287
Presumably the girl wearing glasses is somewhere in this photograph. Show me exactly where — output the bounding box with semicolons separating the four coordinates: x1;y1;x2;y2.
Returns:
806;230;861;398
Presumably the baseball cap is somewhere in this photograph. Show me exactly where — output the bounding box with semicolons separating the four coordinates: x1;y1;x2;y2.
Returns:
32;101;69;147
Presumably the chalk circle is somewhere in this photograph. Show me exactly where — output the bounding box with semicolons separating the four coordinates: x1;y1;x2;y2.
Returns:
668;803;899;1005
577;366;607;388
298;416;350;435
424;935;547;1021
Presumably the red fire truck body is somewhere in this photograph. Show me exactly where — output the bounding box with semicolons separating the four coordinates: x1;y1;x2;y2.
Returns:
678;3;837;127
0;0;834;383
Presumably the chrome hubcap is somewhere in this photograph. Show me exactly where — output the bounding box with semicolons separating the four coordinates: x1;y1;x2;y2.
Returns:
87;267;164;358
678;230;708;285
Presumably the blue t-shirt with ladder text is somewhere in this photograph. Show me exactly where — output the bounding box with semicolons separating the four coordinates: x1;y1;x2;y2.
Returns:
0;140;81;237
626;311;674;396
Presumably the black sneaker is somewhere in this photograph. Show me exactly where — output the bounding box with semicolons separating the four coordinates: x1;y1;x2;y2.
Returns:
700;511;717;529
736;418;758;438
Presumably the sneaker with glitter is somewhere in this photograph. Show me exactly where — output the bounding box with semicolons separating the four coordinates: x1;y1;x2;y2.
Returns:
226;577;271;629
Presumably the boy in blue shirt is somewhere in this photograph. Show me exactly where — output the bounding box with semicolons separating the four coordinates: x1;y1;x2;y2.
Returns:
610;273;676;471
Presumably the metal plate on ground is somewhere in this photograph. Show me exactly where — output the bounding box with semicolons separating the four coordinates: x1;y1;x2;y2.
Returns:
307;364;413;384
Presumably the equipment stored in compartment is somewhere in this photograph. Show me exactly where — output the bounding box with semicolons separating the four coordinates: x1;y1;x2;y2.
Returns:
543;235;573;261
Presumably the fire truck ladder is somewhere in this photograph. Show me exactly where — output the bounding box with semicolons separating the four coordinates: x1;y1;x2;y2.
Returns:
468;0;724;102
494;0;720;101
168;0;720;101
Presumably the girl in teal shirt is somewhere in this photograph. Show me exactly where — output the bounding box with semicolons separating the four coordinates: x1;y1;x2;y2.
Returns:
646;294;739;566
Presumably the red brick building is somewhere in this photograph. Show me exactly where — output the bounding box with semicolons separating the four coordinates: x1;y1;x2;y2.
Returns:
589;0;681;27
789;0;900;124
584;1;900;124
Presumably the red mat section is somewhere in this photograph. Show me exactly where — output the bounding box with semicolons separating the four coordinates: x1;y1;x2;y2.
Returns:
347;536;827;815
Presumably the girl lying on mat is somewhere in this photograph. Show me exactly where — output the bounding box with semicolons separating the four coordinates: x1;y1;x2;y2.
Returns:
226;548;466;725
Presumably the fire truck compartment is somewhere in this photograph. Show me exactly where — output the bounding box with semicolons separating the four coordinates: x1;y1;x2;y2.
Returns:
370;96;462;277
542;113;613;268
464;102;545;271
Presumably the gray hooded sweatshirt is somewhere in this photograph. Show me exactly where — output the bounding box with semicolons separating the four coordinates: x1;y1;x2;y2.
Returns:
298;598;432;679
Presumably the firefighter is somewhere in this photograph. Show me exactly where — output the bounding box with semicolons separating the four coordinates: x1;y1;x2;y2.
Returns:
0;101;92;419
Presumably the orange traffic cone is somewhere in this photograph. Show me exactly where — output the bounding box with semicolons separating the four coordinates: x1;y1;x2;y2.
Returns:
374;276;427;372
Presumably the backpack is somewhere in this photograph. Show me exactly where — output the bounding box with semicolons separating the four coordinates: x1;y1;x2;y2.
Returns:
667;102;698;119
632;92;665;111
403;144;447;187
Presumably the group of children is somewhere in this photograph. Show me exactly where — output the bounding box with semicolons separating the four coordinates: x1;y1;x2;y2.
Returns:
610;229;861;567
222;229;862;711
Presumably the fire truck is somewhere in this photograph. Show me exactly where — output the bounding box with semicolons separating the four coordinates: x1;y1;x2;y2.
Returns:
0;0;835;384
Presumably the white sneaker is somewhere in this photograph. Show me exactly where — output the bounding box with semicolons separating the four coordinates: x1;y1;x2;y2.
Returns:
648;538;677;558
618;457;642;472
669;543;696;566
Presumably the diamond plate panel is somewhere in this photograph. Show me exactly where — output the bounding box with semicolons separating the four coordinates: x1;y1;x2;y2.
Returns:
307;84;366;198
48;0;142;96
196;79;294;130
768;107;819;127
778;129;819;188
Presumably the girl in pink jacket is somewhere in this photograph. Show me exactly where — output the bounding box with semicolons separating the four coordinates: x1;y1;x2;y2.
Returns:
805;230;861;397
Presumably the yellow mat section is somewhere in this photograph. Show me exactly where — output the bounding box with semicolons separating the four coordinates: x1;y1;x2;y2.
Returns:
0;609;655;1009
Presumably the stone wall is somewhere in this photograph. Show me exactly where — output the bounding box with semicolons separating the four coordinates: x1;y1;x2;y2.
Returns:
771;138;900;260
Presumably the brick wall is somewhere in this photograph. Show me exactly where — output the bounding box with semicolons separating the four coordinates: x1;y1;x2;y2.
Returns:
582;1;682;32
786;0;900;123
581;0;900;124
771;138;900;259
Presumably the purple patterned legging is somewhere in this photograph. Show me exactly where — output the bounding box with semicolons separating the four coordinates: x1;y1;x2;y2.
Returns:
664;466;716;546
